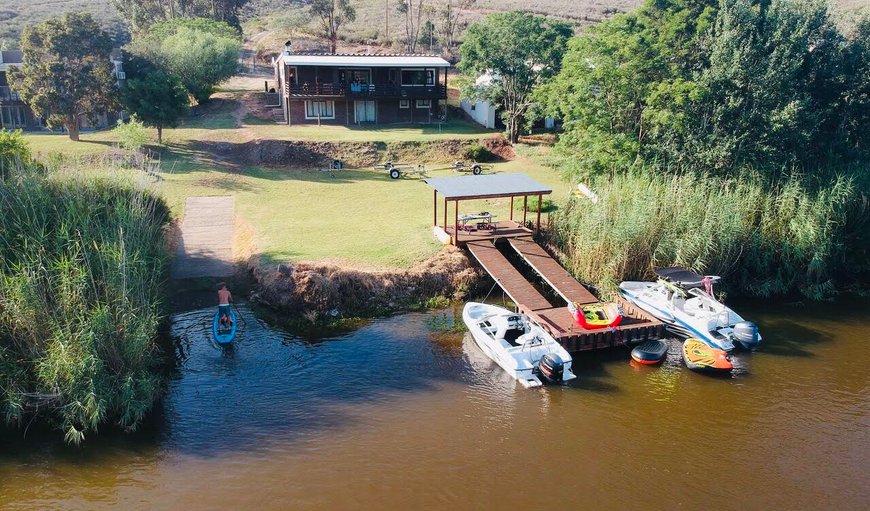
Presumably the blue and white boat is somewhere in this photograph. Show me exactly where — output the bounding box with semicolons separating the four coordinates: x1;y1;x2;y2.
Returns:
619;267;761;352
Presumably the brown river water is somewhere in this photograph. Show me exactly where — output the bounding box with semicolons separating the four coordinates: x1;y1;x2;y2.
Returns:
1;300;868;510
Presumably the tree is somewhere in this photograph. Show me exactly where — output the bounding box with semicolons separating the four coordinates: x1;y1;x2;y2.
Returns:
458;11;572;143
121;57;190;144
129;18;241;104
112;0;250;31
418;19;436;52
440;0;475;52
398;0;429;53
10;13;118;142
542;0;868;177
310;0;356;54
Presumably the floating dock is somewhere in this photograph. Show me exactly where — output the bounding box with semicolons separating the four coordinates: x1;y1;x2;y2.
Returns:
424;174;663;352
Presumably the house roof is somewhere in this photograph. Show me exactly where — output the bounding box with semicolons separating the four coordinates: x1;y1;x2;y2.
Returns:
281;52;450;68
423;174;553;200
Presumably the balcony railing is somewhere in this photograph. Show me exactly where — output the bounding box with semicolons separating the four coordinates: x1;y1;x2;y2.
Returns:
0;86;21;102
285;82;447;99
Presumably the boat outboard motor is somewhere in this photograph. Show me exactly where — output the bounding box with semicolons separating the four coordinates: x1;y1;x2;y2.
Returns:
730;321;760;349
537;353;565;383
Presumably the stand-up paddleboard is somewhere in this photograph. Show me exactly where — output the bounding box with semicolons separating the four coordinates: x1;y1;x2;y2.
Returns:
682;338;732;373
631;339;668;365
212;309;237;346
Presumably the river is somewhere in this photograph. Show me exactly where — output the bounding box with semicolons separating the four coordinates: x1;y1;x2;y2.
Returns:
1;300;868;510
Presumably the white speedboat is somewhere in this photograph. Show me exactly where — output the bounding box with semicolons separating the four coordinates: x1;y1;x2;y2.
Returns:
619;267;761;352
462;302;576;388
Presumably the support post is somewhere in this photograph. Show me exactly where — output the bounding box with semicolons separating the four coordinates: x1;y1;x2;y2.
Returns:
433;190;437;226
443;197;448;232
523;195;528;225
510;196;514;221
536;193;542;232
345;100;349;126
454;199;459;245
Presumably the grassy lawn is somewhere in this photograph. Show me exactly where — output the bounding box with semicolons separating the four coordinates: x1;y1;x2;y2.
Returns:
156;153;570;269
23;113;567;269
24;132;120;158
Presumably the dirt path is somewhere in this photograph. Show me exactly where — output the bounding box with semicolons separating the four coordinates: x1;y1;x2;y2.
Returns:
172;196;236;279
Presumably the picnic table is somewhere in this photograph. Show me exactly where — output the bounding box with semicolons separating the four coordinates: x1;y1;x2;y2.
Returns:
458;212;497;232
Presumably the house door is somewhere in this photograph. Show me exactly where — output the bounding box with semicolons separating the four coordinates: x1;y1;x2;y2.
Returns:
355;100;376;123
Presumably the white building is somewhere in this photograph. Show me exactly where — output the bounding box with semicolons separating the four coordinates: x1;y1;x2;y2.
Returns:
460;72;555;131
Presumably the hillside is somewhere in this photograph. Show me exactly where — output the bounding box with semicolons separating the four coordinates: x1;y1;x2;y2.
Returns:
0;0;128;49
1;0;865;51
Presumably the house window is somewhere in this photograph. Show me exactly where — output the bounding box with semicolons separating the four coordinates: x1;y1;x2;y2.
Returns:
401;69;435;86
415;99;431;109
0;105;26;128
399;99;410;109
305;100;335;119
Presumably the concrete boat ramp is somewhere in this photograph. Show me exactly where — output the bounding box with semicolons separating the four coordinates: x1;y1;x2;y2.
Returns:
172;196;236;279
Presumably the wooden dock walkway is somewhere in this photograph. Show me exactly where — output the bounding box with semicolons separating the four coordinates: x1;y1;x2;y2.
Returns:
507;238;598;305
464;237;663;352
466;241;553;311
172;196;235;279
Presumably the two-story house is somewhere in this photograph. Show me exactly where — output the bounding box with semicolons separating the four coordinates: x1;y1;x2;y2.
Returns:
0;49;126;132
273;51;450;125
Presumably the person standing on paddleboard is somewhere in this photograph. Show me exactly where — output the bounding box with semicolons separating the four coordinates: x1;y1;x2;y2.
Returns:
217;283;234;330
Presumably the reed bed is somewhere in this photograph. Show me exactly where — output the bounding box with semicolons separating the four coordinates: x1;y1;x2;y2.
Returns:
0;167;170;443
551;170;865;300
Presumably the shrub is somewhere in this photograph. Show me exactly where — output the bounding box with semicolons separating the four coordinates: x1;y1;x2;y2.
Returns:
113;116;150;153
0;129;32;178
462;143;496;163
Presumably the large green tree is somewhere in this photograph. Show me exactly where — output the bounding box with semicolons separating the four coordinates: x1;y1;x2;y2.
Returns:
11;13;118;141
542;0;869;176
121;57;190;144
129;18;241;104
458;12;572;143
310;0;356;54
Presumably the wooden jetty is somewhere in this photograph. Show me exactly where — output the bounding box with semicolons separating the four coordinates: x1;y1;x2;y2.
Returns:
424;174;663;352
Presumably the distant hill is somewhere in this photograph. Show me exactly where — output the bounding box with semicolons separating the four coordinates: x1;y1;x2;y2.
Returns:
0;0;128;49
2;0;865;51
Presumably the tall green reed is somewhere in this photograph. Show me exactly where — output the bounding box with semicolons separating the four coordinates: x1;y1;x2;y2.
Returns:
551;169;864;300
0;167;169;443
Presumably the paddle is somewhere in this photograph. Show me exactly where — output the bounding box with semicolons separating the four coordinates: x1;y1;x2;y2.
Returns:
231;302;247;328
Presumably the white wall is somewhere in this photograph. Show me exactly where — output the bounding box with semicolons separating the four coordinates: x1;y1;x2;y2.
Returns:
460;98;497;129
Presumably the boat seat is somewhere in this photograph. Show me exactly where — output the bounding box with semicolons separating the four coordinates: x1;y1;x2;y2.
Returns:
515;332;540;346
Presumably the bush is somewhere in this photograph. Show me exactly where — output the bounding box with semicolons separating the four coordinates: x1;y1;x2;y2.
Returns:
113;116;149;153
0;129;32;178
0;165;170;443
462;143;496;162
551;169;866;300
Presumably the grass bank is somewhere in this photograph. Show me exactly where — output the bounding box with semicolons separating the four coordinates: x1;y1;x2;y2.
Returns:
550;170;868;300
0;166;170;444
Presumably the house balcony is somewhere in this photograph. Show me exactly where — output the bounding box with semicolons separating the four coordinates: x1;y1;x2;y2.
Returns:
285;82;447;100
0;86;21;102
